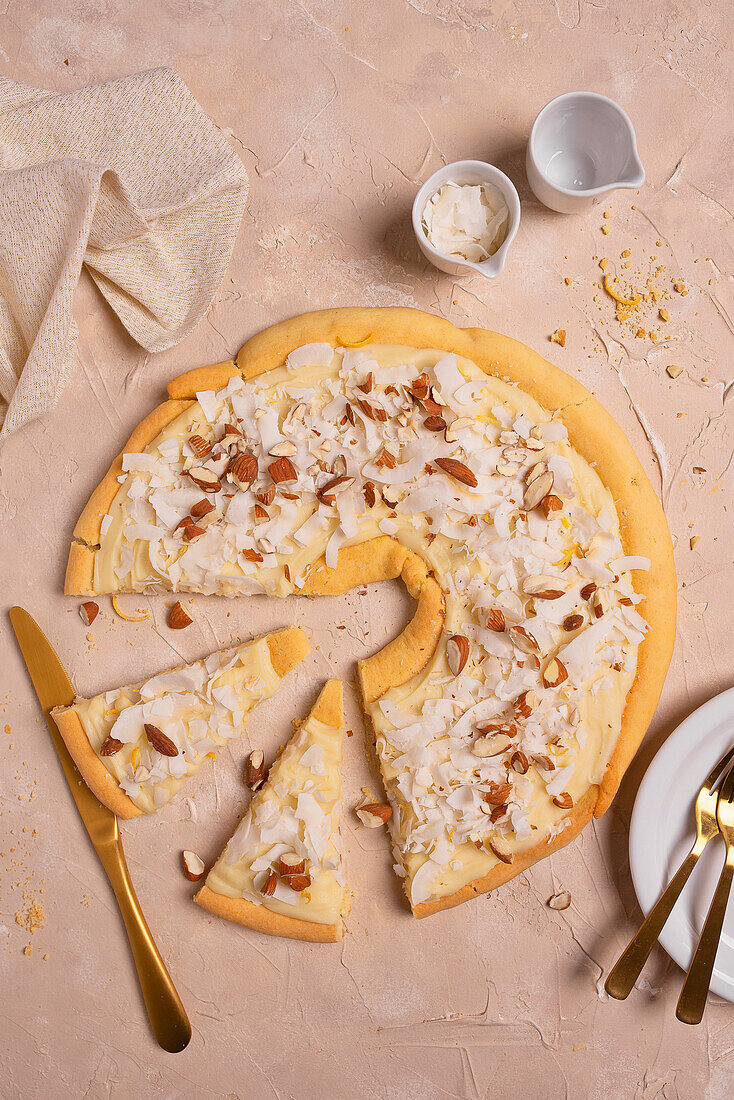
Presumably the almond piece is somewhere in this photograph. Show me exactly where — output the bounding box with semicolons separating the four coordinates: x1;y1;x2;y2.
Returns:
229;452;258;491
269;456;297;484
552;792;574;809
489;836;514;864
187;465;221;494
591;590;609;619
260;870;278;897
523;575;567;600
446;634;469;676
317;475;354;505
563;613;584;632
188;434;212;459
480;607;506;632
542;657;569;688
532;753;556;771
268;441;297;457
424;415;447;432
356;803;392;828
144;723;179;757
182;850;205;882
79;601;99;626
358;399;388;423
191;498;215;519
523;470;554;511
253;504;269;523
363;481;376;508
375;447;397;469
99;735;123;756
540;494;563;518
169;601;193;630
422;389;443;416
284;872;312;892
510;750;529;774
508;625;539;654
278;852;306;877
241;548;264;563
256;485;276;507
484;781;512;805
182;521;205;541
434;457;478;488
580;581;597;601
246;749;266;790
410;373;430;400
526;462;546;486
514;689;538;718
548;890;571;911
473;733;512;758
197;509;221;531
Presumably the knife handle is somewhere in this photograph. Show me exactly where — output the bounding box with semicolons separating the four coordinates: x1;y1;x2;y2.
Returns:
101;845;191;1052
606;838;704;1000
676;847;734;1025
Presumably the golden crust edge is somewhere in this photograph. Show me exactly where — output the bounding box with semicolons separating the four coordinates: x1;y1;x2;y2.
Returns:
65;397;196;595
411;786;599;918
310;678;344;727
51;707;143;819
302;536;446;704
194;885;346;942
266;626;310;677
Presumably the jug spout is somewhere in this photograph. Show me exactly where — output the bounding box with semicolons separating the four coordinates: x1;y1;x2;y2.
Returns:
620;153;645;188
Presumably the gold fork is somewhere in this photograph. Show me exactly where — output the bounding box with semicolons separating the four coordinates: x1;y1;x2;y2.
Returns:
606;744;734;1000
676;762;734;1023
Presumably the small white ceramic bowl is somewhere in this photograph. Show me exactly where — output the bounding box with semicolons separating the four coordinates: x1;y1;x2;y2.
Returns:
412;160;520;278
526;92;645;214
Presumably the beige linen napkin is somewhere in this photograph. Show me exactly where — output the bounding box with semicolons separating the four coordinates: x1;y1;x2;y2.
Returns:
0;67;249;440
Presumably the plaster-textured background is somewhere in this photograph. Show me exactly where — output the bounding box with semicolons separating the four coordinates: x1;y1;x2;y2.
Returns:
1;2;732;1097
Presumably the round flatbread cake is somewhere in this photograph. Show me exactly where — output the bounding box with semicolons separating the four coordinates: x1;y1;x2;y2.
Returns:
65;307;676;917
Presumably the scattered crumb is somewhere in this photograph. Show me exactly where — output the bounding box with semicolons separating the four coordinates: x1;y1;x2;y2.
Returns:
564;276;572;286
690;536;701;549
693;466;706;474
43;953;50;961
659;308;670;322
601;225;610;235
23;943;32;957
666;364;684;379
573;1043;588;1052
621;249;631;258
673;280;687;294
347;729;354;738
550;329;566;347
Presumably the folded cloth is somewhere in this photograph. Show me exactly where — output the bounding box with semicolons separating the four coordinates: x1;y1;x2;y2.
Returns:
0;67;249;440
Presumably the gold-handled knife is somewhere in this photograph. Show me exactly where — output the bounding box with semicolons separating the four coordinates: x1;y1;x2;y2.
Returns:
9;607;191;1053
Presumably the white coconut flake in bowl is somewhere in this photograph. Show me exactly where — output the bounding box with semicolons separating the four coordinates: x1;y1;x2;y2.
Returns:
421;181;509;263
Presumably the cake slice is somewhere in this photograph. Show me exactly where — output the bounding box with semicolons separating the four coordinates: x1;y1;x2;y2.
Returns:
196;679;350;942
52;627;309;819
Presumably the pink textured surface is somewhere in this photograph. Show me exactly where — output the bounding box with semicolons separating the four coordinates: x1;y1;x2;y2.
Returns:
1;2;732;1097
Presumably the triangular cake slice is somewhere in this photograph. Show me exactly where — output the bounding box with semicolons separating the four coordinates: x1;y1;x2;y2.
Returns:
52;627;308;819
196;679;350;942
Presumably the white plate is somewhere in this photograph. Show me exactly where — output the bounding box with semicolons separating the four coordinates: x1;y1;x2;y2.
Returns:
629;686;734;1002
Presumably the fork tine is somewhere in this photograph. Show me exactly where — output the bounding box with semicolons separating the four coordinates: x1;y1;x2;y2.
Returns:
716;759;734;803
703;745;734;793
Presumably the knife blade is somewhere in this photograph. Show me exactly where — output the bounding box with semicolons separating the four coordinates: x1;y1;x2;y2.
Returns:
10;606;191;1053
